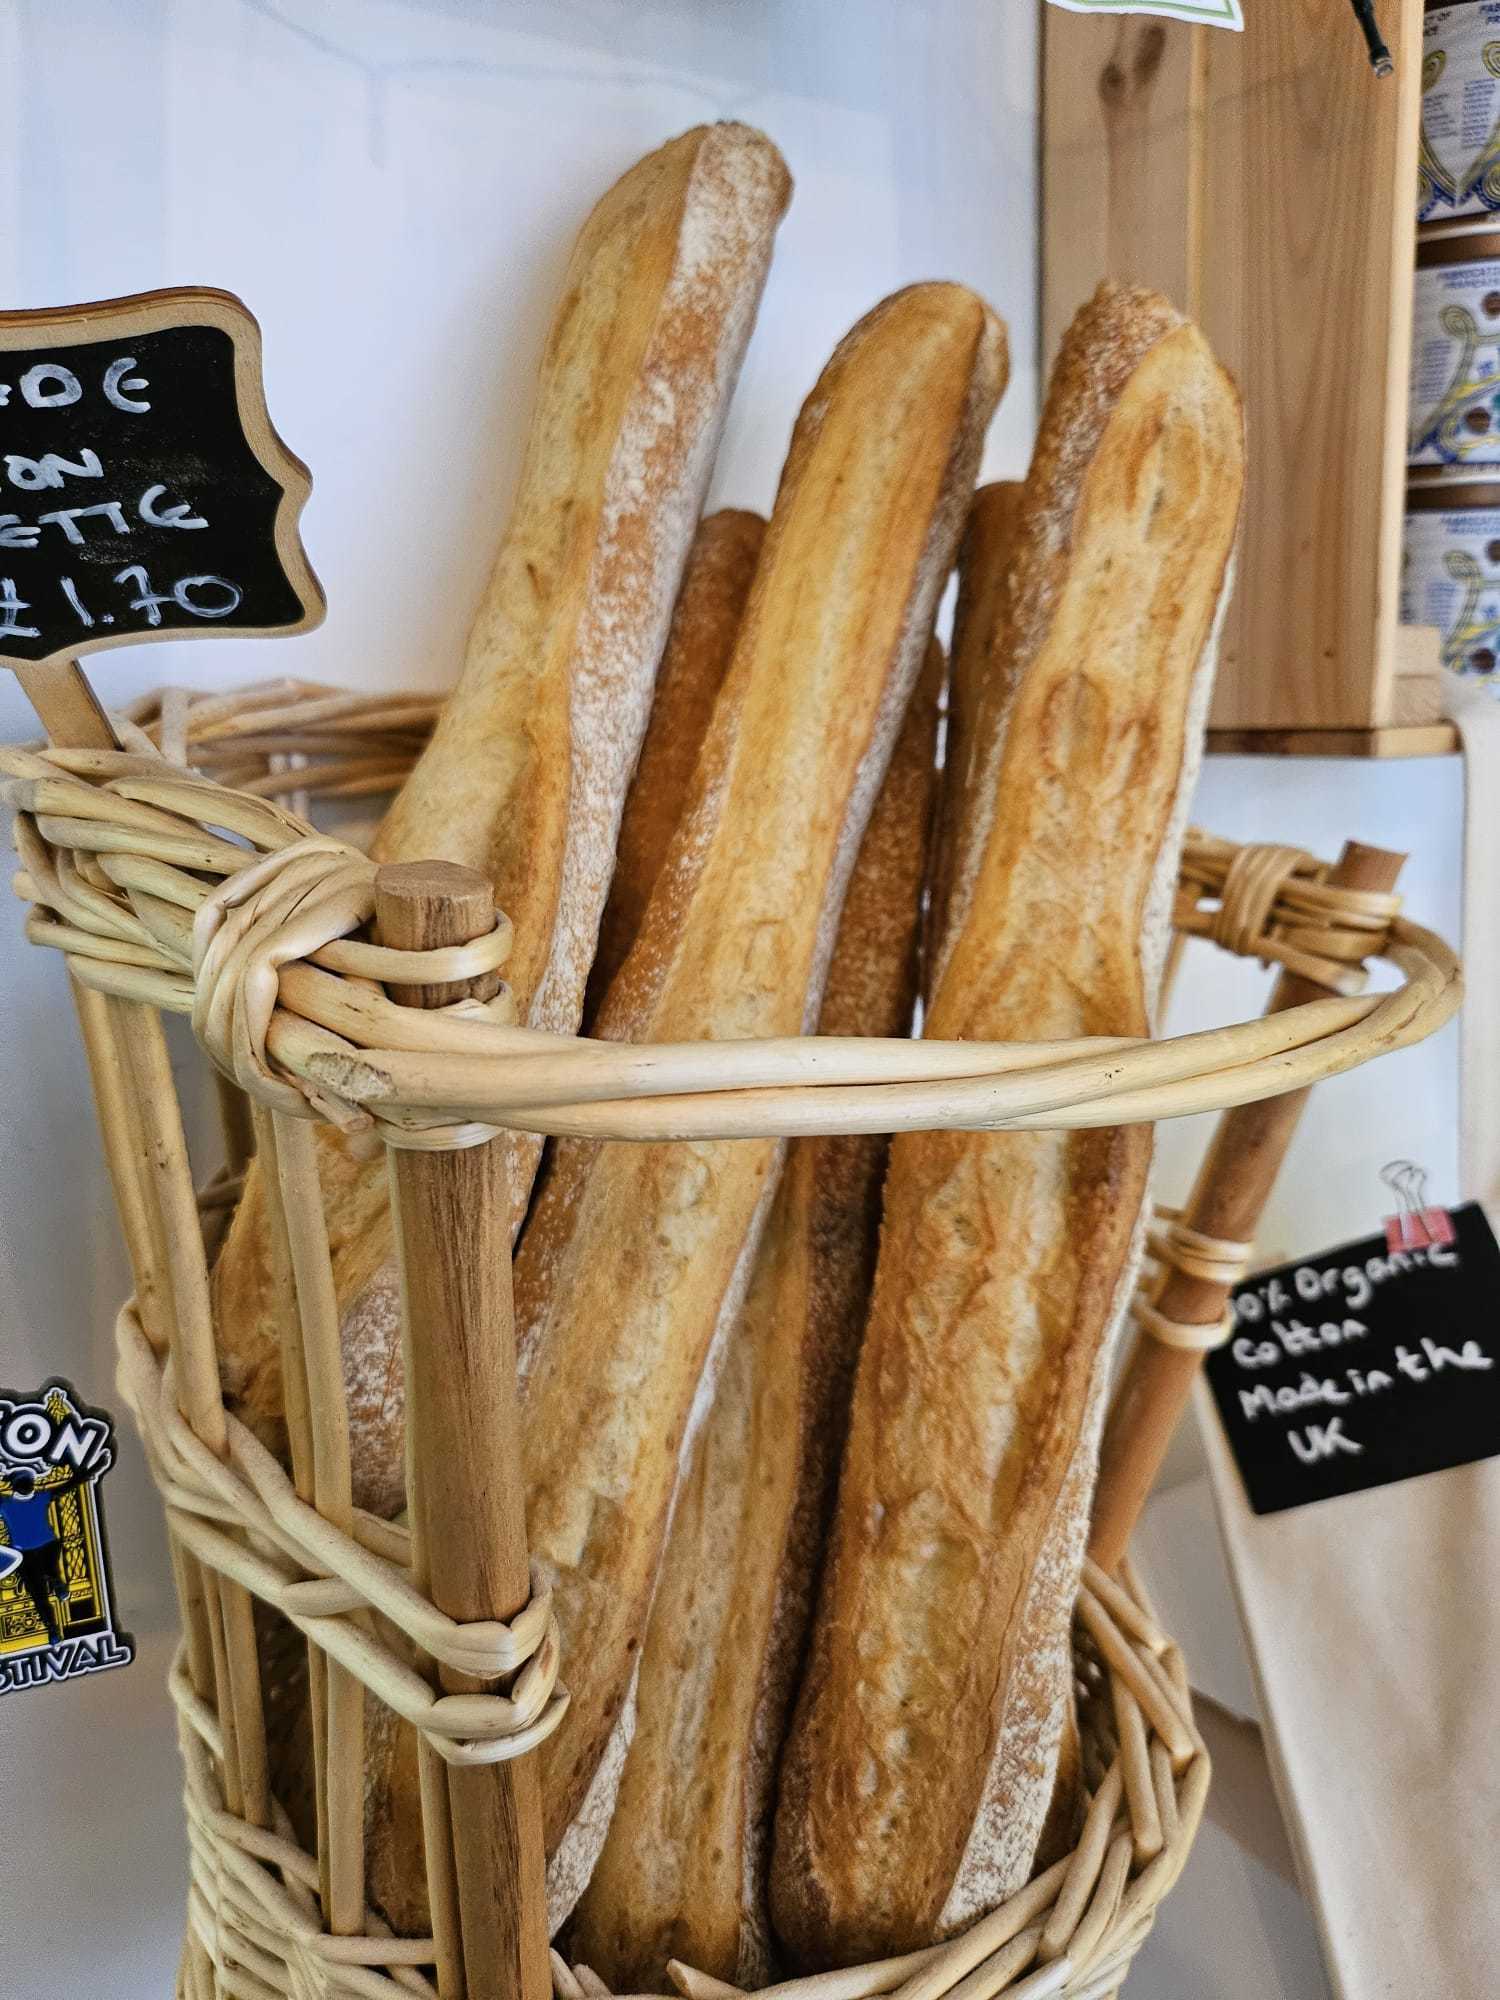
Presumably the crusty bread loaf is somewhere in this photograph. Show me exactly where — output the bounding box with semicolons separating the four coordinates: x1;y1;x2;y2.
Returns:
375;129;787;1031
770;283;1244;1968
356;507;771;1944
518;284;1007;1931
210;125;791;1519
587;509;766;1016
930;481;1021;949
567;637;944;1992
942;486;1082;1879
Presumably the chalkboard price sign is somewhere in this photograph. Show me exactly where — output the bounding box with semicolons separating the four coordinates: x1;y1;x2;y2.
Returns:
1206;1202;1500;1515
0;287;322;671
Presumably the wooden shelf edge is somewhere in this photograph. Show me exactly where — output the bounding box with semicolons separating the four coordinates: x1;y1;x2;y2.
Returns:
1206;723;1460;759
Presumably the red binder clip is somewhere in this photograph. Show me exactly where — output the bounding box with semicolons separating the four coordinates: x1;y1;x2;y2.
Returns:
1380;1160;1456;1253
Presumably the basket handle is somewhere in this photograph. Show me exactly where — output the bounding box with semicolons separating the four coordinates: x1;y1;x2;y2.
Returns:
375;859;552;2000
1089;840;1408;1569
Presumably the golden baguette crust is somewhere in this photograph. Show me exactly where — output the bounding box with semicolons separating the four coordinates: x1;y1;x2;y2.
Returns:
930;482;1022;951
375;132;788;1027
358;511;772;1945
519;284;1008;1930
210;125;790;1520
568;639;944;1992
771;284;1244;1967
587;509;766;1015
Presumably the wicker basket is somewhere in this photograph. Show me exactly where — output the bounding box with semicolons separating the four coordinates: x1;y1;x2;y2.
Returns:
1;677;1461;2000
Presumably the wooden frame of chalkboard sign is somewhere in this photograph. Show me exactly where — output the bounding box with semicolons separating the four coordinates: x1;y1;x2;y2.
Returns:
0;286;322;745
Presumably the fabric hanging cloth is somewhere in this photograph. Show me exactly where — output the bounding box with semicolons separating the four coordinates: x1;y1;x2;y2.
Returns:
1199;684;1500;1999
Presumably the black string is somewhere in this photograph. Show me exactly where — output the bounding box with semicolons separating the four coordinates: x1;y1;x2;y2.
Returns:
1349;0;1394;76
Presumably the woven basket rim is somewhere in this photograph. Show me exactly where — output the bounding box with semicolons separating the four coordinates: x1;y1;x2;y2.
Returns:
0;680;1462;1152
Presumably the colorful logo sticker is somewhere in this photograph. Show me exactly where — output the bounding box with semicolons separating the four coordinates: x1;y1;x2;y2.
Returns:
0;1379;134;1696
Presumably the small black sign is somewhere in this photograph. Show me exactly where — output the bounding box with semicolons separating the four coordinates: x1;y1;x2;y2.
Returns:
1206;1202;1500;1515
0;287;321;668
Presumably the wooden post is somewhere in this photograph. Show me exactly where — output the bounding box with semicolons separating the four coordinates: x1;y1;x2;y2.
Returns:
1089;841;1407;1570
13;658;120;749
373;859;550;2000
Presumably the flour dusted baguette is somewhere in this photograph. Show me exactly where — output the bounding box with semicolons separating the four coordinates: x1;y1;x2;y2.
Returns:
587;508;766;1014
567;637;944;1992
356;508;772;1943
210;126;790;1518
520;285;1007;1929
930;481;1021;948
377;129;788;1027
771;283;1244;1967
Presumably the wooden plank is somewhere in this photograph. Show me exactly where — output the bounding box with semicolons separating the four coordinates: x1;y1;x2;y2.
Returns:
1041;11;1203;370
1206;722;1459;757
1391;673;1444;725
1041;0;1427;738
1391;622;1445;724
1198;0;1423;729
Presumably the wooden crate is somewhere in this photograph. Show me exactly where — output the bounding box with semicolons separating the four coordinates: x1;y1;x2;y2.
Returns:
1042;0;1455;754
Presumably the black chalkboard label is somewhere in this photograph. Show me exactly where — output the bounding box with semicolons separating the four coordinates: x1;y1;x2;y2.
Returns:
1206;1202;1500;1515
0;287;321;669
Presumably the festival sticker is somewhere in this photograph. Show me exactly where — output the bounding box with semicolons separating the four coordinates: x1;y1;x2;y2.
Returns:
0;1379;134;1695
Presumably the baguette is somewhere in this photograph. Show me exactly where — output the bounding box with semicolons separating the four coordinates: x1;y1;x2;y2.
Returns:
938;508;1084;1884
929;481;1021;949
771;283;1244;1967
360;504;770;1942
210;125;790;1519
587;508;766;1016
521;283;1008;1930
567;636;944;1991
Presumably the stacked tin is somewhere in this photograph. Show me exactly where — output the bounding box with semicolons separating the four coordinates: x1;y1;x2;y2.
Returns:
1407;0;1500;679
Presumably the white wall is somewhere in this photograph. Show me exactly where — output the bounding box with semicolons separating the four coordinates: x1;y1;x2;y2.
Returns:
1161;756;1462;1262
0;2;1464;1995
0;0;1040;1609
0;2;1043;1990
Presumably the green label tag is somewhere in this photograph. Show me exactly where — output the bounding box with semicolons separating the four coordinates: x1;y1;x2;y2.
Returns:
1046;0;1242;26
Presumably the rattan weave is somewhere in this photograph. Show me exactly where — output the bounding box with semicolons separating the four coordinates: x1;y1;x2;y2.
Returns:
1;680;1461;2000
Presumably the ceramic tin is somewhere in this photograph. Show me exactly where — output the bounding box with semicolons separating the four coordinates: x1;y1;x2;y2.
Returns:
1410;221;1500;462
1403;472;1500;677
1420;1;1500;222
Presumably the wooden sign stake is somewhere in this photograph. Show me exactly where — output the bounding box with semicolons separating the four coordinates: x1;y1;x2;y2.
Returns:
374;861;551;2000
1089;840;1408;1570
13;657;119;750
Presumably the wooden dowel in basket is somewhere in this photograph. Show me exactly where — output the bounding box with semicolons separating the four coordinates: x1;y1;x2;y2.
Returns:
374;859;550;2000
1088;841;1406;1571
252;1101;368;1936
